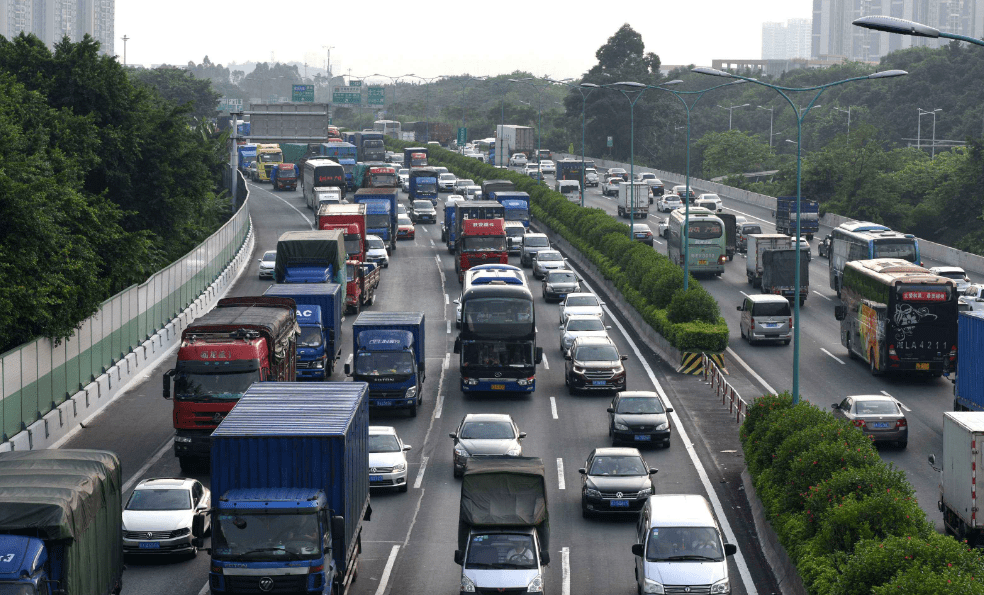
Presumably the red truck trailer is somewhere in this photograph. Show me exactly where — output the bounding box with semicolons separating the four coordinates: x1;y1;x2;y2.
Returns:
456;219;508;282
163;296;298;472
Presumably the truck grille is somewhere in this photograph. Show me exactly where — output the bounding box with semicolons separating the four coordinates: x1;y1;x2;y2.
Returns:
583;369;614;380
124;529;188;540
665;586;711;594
371;391;405;400
295;360;321;369
225;575;307;594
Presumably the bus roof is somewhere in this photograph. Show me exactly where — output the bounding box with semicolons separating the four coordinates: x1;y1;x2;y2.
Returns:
462;283;534;301
838;221;891;233
847;258;947;284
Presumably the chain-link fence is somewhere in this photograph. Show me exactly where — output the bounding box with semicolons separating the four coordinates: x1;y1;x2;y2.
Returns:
0;184;251;441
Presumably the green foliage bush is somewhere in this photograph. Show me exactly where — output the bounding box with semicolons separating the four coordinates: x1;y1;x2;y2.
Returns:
740;394;984;595
388;138;729;352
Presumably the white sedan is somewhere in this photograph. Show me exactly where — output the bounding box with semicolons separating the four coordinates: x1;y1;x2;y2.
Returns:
509;153;528;166
539;160;556;175
656;195;683;212
122;478;210;557
369;426;412;492
560;293;606;326
560;315;612;353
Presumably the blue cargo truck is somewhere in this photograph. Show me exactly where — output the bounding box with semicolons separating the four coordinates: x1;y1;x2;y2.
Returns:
355;131;386;162
275;230;348;285
775;196;820;240
264;284;344;379
208;383;371;595
353;188;399;252
443;202;458;253
491;191;531;228
409;167;439;204
321;142;358;190
346;312;426;417
0;450;126;595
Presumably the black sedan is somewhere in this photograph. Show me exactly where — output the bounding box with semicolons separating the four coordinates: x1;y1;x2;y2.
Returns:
579;447;657;518
607;391;672;447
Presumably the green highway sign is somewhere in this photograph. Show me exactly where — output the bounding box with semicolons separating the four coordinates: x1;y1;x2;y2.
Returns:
333;86;362;104
292;84;314;102
607;136;613;147
217;97;243;112
457;127;468;146
350;80;362;87
367;86;385;105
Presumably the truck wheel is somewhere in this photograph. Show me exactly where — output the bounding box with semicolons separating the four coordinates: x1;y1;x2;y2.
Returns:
408;401;418;418
869;349;881;376
807;233;813;241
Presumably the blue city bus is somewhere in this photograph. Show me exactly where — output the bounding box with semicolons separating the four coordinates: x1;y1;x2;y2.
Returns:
828;221;921;297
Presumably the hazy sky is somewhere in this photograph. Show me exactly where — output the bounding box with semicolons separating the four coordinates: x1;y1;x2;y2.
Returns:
118;1;812;79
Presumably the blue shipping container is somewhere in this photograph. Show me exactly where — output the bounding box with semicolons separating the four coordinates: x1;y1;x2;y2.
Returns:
957;311;984;411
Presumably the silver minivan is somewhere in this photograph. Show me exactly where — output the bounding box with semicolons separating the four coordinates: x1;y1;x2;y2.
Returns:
738;294;792;345
633;494;736;595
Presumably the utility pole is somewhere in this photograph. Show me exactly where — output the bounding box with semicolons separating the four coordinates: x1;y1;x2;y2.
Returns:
322;46;334;123
121;35;129;66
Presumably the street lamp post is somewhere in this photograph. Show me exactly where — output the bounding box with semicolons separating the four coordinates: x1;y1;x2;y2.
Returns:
854;15;984;47
549;79;600;207
757;105;774;146
602;82;658;239
717;103;750;130
694;66;907;404
917;108;942;158
509;77;551;183
456;76;487;147
832;106;852;142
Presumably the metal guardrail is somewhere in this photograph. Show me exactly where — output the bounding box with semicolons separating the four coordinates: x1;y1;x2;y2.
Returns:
702;354;750;425
0;178;251;441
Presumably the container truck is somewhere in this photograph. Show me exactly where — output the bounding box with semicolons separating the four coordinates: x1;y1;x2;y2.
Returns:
318;203;368;261
263;284;344;378
270;163;298;191
404;147;429;168
237;143;257;173
456;219;508;282
453;457;549;595
345;312;426;416
358;131;386;162
761;248;810;306
353;188;399;252
353;164;398;189
745;234;793;288
556;159;584;183
320;142;358;189
409;167;439;204
275;230;347;285
953;311;984;411
930;412;984;546
775;196;820;240
0;450;126;595
491;191;531;228
495;125;534;166
163;296;299;471
255;143;284;182
208;383;371;595
617;182;650;219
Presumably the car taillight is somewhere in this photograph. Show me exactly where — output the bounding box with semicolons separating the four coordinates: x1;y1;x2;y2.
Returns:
718;255;726;264
750;317;755;330
896;419;907;428
950;345;957;362
788;317;793;328
888;344;899;360
853;419;866;428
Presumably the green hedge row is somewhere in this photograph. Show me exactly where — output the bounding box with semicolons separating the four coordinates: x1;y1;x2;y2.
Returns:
741;394;984;594
388;139;728;352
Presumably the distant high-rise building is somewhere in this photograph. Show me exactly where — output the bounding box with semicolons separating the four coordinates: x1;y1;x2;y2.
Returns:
2;0;114;56
762;18;813;60
813;0;984;61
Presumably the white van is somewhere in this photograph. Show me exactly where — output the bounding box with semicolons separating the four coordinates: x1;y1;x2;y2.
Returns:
633;494;736;594
555;180;581;202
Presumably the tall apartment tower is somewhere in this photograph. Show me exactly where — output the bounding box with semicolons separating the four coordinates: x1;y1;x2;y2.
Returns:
763;18;814;60
2;0;114;56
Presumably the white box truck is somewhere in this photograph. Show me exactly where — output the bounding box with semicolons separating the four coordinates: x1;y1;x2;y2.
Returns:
745;233;793;288
495;125;534;167
617;182;649;219
931;412;984;546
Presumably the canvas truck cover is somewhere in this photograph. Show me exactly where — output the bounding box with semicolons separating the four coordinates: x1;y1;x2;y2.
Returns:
0;449;123;595
458;457;548;553
275;230;347;285
193;297;300;345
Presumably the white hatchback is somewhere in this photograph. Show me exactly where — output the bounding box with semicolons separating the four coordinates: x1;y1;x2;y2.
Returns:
369;426;412;492
509;153;528;166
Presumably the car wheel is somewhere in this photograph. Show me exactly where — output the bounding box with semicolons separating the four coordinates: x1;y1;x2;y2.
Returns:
399;483;409;493
783;339;791;346
663;439;671;449
581;497;592;519
870;349;881;376
453;467;463;479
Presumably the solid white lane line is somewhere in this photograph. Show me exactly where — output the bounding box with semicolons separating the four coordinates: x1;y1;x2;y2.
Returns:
725;347;777;395
542;353;549;370
556;458;566;490
447;320;452;334
561;547;571;595
812;290;832;301
254;184;315;226
375;545;401;595
882;390;911;411
820;348;846;364
122;437;174;494
430;239;435;247
198;582;209;595
723;206;771;225
444;294;449;305
550;397;559;419
413;456;429;489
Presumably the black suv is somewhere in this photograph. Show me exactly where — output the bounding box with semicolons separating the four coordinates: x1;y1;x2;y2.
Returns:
564;337;627;394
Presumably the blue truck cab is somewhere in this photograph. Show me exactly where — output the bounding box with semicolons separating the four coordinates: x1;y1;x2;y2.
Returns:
0;535;52;594
353;188;399;252
409;167;439;204
208;383;371;595
237;143;257;173
346;312;426;417
491;191;531;228
264;283;344;379
443;202;459;253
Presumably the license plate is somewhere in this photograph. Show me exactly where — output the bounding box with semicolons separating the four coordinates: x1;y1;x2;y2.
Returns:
490;384;505;390
610;500;630;508
869;422;890;429
634;435;652;441
764;323;779;328
592;380;607;386
916;363;930;370
139;542;160;549
557;294;567;300
375;400;394;406
370;475;383;482
698;260;707;265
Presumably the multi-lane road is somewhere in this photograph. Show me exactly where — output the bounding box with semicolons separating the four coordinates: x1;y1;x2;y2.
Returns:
58;179;782;595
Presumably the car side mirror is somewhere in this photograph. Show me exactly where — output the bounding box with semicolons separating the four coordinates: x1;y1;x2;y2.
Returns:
834;305;846;320
518;432;527;439
404;445;412;451
724;543;737;557
631;543;644;557
449;433;458;440
606;407;614;413
928;454;936;466
454;550;464;566
666;407;674;413
578;468;587;475
830;403;839;409
620;355;629;361
736;306;743;311
649;469;658;475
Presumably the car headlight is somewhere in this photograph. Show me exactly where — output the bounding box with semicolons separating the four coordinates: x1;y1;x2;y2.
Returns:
173;527;191;537
711;578;730;594
461;575;476;593
614;421;629;431
393;462;407;472
527;575;543;592
505;445;522;456
638;487;653;497
405;386;417;400
454;445;469;457
654;422;669;431
643;578;665;594
584;488;602;499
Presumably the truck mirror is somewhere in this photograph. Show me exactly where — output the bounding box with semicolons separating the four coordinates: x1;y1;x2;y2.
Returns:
736;305;743;311
192;514;205;538
331;515;346;537
163;369;175;399
631;543;644;557
344;363;351;375
928;454;936;466
834;305;846;321
831;403;839;409
724;543;738;557
535;347;543;365
454;550;464;566
192;536;205;549
540;551;550;565
453;337;462;354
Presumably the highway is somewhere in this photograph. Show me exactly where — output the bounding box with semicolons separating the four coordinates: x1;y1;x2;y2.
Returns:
57;180;780;595
534;162;958;531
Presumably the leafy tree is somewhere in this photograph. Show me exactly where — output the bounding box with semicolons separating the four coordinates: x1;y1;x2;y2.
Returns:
695;130;775;178
130;66;221;122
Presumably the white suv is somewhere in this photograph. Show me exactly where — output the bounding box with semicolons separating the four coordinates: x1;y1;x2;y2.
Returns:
509;153;528;166
695;193;723;212
656;194;683;212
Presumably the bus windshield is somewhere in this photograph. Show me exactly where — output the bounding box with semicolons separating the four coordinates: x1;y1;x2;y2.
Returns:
874;239;918;262
688;221;723;240
463;297;534;337
461;340;535;367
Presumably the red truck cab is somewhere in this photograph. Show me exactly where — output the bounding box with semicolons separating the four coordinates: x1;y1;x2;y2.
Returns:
368;166;398;188
456;219;508;282
163;297;298;472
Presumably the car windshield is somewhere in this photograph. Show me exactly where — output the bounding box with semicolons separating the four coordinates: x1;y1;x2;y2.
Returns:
525;237;549;247
742;225;762;235
460;420;515;440
566;296;599;307
127;488;191;511
262;251;276;262
458;180;475;187
537;252;563;262
354;352;415;378
855;401;900;415
506;227;527;237
212;512;321;560
367;238;385;250
574;344;619;361
369;434;402;453
589;455;646;476
466;533;537;570
617;397;664;414
567;318;604;332
298;326;322;348
548;272;577;284
937;271;965;280
646;527;724;562
440;174;456;181
398;216;413;226
399;169;409;175
413;201;432;210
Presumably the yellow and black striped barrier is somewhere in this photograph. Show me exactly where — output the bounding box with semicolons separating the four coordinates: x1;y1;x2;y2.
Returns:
678;352;727;375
